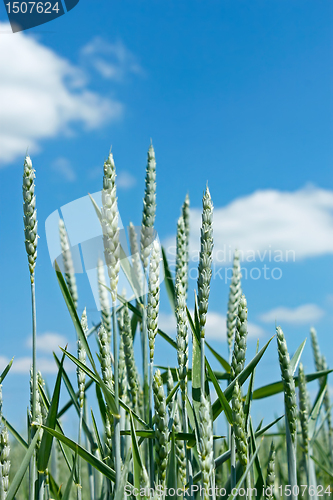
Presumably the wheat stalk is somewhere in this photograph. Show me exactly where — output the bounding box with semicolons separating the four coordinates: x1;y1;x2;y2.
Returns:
147;240;161;364
276;326;297;499
230;294;248;381
140;144;157;474
140;143;157;272
182;194;190;298
101;150;121;486
98;323;114;475
59;218;78;310
120;303;141;412
197;186;213;395
129;222;144;298
198;394;215;500
97;258;111;343
265;441;275;500
153;369;169;486
298;363;309;456
166;369;187;488
232;380;248;467
176;216;188;295
23;156;38;282
23;155;38;500
0;426;10;500
226;250;241;363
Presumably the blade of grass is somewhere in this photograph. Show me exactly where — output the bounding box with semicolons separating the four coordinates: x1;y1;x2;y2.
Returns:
205;357;233;425
309;377;328;440
205;341;230;373
129;413;144;492
0;358;13;384
212;336;274;421
91;409;105;461
161;246;175;314
2;417;28;449
228;439;263;500
117;293;178;349
166;432;177;500
252;369;333;400
62;455;77;500
6;431;39;500
114;448;132;500
53;353;96;449
60;348;119;417
290;339;306;376
57;380;94;418
37;352;65;473
254;415;284;438
158;367;228;384
310;455;333;480
41;425;119;484
56;263;119;417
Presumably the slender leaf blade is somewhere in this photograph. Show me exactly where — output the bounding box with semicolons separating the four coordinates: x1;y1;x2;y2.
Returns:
41;425;118;484
0;358;13;384
205;341;230;373
290;339;306;376
161;246;175;314
37;352;65;472
205;357;233;425
6;431;39;500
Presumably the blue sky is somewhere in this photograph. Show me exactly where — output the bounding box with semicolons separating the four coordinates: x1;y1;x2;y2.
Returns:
0;1;332;433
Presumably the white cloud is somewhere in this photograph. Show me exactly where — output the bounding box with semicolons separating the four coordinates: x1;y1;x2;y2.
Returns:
26;332;69;354
164;186;333;264
159;311;264;341
0;23;123;165
117;171;136;189
259;304;325;325
0;355;74;374
81;37;143;81
52;157;76;182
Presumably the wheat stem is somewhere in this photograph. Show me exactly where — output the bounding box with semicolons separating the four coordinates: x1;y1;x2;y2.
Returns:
276;326;297;499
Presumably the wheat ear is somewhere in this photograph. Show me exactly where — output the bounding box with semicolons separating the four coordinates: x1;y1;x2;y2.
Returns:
153;369;169;485
232;380;248;466
198;394;214;499
265;441;275;500
230;294;248;381
120;303;141;412
166;369;187;487
59;218;78;309
182;193;190;298
197;186;213;396
140;143;157;271
226;249;241;362
0;426;10;500
101;150;121;486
